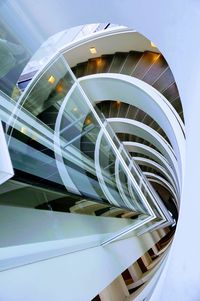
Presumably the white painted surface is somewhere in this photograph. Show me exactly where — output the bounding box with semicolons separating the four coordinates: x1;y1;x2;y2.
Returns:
0;205;136;247
62;29;160;67
0;229;163;301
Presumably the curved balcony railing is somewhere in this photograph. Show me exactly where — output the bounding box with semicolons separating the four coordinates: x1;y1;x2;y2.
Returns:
0;25;183;279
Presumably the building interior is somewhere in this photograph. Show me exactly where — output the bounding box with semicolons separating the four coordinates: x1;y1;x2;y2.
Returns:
0;1;199;301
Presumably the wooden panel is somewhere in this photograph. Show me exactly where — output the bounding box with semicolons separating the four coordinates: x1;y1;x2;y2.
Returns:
120;51;143;75
118;103;129;118
137;258;147;273
142;114;154;126
117;133;125;141
149;120;158;131
108;101;121;117
122;269;133;283
132;51;160;79
134;109;146;122
96;54;114;73
153;67;175;92
108;52;128;73
142;54;168;85
162;82;179;102
126;105;138;120
128;135;145;145
171;96;184;120
73;62;88;78
85;58;101;75
172;98;183;115
100;101;110;118
124;133;130;141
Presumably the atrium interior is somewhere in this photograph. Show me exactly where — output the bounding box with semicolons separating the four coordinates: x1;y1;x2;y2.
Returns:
0;1;199;301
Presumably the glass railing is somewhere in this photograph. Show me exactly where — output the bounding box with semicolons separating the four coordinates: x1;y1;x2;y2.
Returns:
4;54;151;214
0;44;172;270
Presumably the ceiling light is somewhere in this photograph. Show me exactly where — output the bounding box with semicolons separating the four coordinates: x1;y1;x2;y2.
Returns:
48;75;56;84
90;47;97;54
20;127;27;134
56;84;63;93
97;58;102;66
85;117;92;125
151;41;157;48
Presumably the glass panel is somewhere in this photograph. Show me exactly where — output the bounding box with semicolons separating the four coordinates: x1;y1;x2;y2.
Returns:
0;52;154;269
0;21;171;269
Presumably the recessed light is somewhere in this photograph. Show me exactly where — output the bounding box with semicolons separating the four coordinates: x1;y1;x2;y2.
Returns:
97;58;102;66
85;117;92;125
20;127;27;134
151;41;157;48
90;47;97;54
56;84;63;93
48;75;56;84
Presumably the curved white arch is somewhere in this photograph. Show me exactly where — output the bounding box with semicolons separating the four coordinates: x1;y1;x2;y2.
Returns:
106;117;181;188
144;172;178;205
133;156;178;196
79;73;185;181
94;125;122;208
123;141;180;194
115;151;138;210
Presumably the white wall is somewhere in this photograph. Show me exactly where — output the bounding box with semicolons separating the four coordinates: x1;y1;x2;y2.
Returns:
0;230;162;301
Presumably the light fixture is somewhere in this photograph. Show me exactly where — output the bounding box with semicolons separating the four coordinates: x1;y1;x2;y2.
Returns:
116;100;121;106
151;41;157;48
90;47;97;54
85;117;92;125
72;107;78;112
31;134;37;141
48;75;56;84
97;58;102;66
20;127;27;134
56;83;63;93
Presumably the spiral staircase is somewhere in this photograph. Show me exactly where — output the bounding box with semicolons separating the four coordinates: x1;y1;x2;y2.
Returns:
0;27;185;301
27;45;182;221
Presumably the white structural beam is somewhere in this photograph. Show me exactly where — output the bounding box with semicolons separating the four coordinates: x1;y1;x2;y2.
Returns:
133;156;177;194
144;172;178;205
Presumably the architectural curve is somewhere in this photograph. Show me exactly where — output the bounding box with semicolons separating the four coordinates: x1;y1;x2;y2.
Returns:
2;1;195;300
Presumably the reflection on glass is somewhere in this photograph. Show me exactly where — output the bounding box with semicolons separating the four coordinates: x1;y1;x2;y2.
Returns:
0;46;168;268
